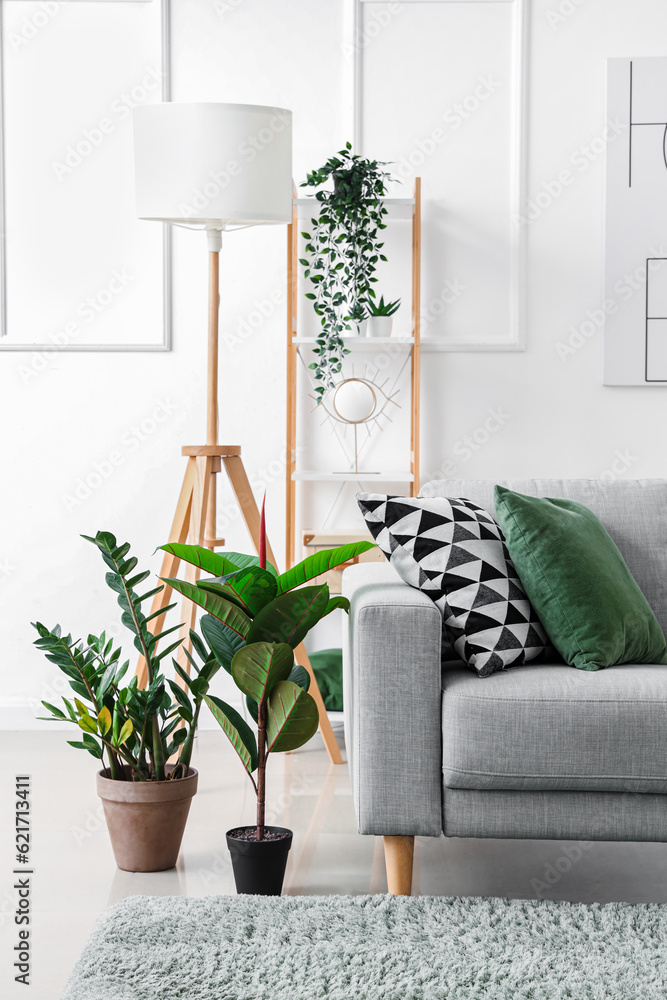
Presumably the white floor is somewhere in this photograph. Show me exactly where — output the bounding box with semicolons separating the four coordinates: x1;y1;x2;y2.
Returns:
2;728;667;999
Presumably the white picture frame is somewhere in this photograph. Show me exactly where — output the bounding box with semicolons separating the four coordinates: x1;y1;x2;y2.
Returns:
0;0;172;352
347;0;527;352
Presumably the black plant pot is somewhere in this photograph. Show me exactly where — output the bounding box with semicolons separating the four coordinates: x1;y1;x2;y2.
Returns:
226;826;293;895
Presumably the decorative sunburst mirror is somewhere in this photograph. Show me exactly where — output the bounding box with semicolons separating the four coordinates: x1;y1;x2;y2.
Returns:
318;370;400;474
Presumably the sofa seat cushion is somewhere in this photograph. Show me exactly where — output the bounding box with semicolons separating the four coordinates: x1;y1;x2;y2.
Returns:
442;662;667;793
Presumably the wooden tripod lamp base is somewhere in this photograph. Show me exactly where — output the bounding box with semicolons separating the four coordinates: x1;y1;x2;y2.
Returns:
135;439;343;766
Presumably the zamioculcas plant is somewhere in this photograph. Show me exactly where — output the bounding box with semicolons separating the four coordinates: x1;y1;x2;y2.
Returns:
300;143;391;399
161;536;375;849
33;531;222;782
32;531;226;871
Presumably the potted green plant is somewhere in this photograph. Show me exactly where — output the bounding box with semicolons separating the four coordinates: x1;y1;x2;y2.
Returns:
300;142;391;400
162;531;375;894
32;531;222;873
367;295;401;338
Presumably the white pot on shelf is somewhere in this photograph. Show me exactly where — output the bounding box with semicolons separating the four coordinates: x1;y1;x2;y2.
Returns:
366;315;394;337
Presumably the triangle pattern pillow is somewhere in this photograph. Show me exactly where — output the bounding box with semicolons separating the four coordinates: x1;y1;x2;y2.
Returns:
357;493;551;677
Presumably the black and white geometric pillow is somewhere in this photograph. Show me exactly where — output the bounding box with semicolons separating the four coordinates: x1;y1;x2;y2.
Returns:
356;493;551;677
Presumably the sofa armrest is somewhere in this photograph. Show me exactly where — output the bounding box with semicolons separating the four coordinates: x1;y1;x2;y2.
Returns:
342;563;443;837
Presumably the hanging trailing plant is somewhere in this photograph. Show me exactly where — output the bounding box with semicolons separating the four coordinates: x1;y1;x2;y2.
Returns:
300;143;391;401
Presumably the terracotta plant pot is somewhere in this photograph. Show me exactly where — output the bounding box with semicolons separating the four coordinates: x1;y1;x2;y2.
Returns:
97;767;198;872
226;826;293;895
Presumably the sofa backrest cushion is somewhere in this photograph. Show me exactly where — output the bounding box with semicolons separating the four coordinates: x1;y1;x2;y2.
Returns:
420;479;667;638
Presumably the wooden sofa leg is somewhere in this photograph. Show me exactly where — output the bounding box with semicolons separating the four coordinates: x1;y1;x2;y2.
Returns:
384;836;414;895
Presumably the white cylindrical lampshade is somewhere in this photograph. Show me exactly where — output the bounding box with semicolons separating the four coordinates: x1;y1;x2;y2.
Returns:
133;103;292;227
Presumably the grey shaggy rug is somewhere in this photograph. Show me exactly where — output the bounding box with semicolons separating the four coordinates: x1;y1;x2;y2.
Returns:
62;893;667;999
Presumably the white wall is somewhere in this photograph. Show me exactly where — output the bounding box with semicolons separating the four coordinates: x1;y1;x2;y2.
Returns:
2;0;667;726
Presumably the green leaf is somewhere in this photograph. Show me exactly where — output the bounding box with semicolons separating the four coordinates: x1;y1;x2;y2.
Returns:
172;726;188;747
73;696;88;715
189;629;208;663
160;544;277;579
266;681;319;753
67;740;104;759
245;693;258;724
77;715;97;734
288;664;310;693
200;615;246;673
231;642;294;704
323;596;350;617
159;544;244;578
218;552;278;577
247;586;330;649
198;567;277;616
97;706;112;736
126;569;151;589
204;695;258;773
117;719;133;745
97;660;118;700
163;578;251;640
41;701;66;720
167;679;192;715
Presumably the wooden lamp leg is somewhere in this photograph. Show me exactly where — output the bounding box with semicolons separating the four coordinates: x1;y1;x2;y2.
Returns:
135;456;196;687
294;643;343;765
384;835;415;895
222;453;279;571
174;456;213;678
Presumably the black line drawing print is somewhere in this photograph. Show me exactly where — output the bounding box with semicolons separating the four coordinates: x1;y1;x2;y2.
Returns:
644;257;667;382
628;61;667;187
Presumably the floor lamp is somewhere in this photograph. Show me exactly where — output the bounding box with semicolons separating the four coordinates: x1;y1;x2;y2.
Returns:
132;102;342;764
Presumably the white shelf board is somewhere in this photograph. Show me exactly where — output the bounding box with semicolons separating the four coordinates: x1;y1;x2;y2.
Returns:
294;196;415;222
293;336;414;350
293;471;414;483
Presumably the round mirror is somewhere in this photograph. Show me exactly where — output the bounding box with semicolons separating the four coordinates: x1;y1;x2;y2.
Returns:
332;378;378;424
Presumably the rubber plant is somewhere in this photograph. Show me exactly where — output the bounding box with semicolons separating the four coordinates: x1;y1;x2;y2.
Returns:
161;517;375;840
300;142;391;400
32;531;222;782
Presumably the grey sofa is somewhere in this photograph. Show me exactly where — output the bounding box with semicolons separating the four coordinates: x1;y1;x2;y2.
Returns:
342;479;667;895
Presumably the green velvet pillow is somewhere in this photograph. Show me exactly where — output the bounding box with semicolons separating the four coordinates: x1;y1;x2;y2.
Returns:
494;486;667;671
310;648;343;711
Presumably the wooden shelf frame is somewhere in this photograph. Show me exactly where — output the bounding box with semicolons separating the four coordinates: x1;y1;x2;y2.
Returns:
285;179;422;569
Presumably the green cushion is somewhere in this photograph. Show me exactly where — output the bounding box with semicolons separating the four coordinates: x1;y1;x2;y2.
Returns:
309;648;343;711
494;486;667;671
